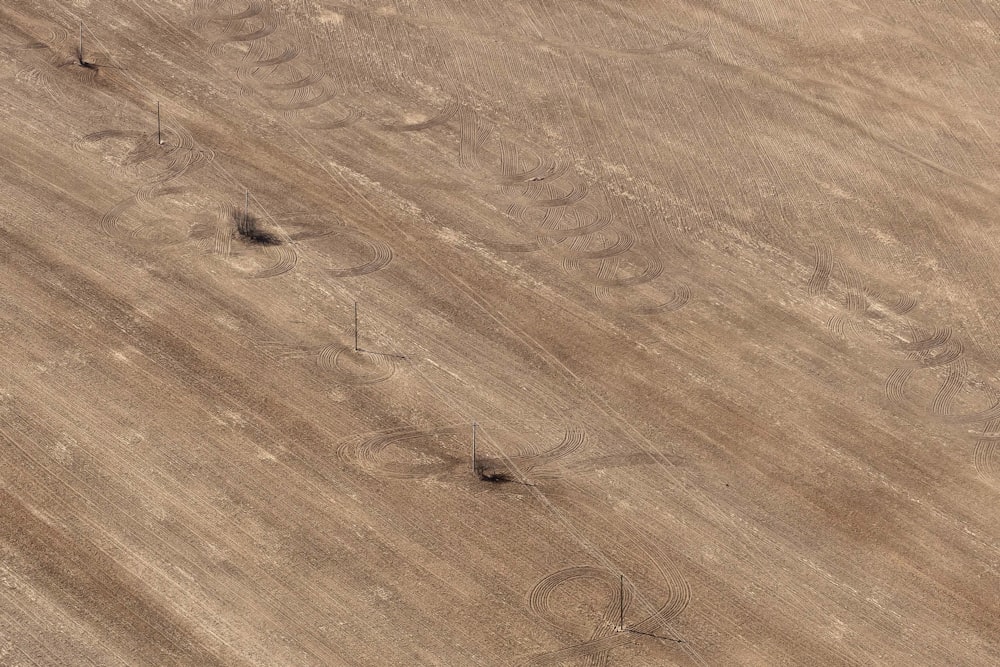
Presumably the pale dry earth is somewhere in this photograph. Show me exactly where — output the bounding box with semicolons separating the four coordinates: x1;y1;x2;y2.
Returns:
1;0;999;664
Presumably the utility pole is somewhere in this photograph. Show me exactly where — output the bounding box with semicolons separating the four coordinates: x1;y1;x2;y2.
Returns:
245;190;249;222
619;574;625;631
354;301;359;352
79;23;84;64
472;421;478;473
156;102;162;145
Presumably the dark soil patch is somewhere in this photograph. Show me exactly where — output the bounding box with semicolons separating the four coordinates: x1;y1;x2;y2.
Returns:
233;211;282;246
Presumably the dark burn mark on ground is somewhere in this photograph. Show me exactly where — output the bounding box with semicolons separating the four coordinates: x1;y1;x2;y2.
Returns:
475;458;513;484
233;211;282;246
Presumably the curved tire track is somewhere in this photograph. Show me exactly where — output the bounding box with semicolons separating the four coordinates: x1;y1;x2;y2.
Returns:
317;345;397;386
899;326;952;352
213;19;277;53
301;108;361;131
249;244;298;279
261;66;325;91
323;229;394;278
602;284;691;316
534;203;613;241
884;356;917;402
974;415;1000;480
191;0;265;31
807;243;833;295
919;340;965;368
930;357;969;417
379;101;460;132
268;88;338;112
585;249;664;288
459;106;493;169
527;565;626;632
210;202;237;258
561;230;636;261
524;181;590;209
98;186;190;243
497;138;568;193
517;426;587;480
99;195;140;238
337;425;463;479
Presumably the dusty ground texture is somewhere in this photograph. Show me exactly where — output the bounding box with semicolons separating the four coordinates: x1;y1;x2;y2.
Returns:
1;0;999;664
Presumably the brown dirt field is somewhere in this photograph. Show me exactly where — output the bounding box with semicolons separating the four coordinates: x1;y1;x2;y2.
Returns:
1;1;999;664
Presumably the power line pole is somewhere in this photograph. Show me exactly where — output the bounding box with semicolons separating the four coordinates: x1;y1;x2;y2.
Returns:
619;574;625;631
472;421;478;474
79;23;84;64
156;102;162;145
354;301;359;352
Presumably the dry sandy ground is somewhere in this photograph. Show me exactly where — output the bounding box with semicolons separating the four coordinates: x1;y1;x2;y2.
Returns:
1;0;999;664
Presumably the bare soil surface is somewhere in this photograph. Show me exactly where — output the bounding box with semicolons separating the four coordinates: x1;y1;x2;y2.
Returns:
2;1;999;664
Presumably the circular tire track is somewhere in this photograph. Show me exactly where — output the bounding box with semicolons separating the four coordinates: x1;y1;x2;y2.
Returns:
317;345;397;385
527;565;627;635
523;492;693;660
337;425;463;479
555;496;693;627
